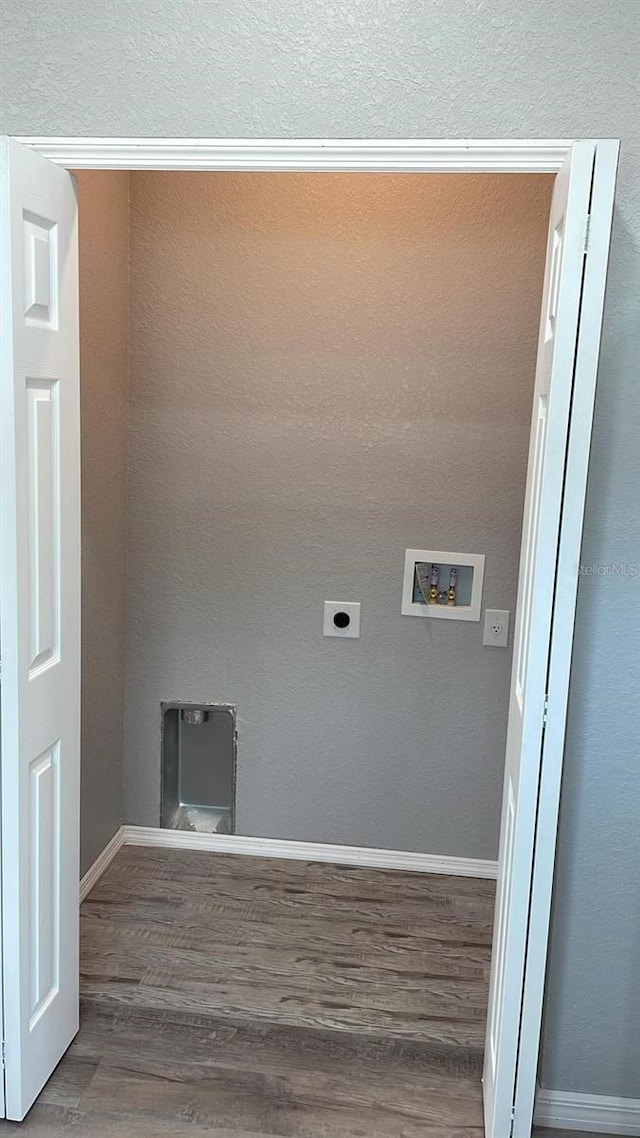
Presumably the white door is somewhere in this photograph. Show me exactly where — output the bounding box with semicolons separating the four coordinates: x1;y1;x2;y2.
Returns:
0;137;80;1120
483;140;598;1138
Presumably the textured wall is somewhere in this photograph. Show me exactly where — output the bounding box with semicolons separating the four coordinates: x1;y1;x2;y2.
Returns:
2;0;639;1099
76;170;129;874
125;171;550;857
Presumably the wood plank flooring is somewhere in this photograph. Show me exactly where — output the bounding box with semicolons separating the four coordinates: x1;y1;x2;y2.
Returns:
0;845;537;1136
81;847;496;1048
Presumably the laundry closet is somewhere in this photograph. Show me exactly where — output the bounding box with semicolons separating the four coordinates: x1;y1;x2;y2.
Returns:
1;135;619;1132
77;168;553;875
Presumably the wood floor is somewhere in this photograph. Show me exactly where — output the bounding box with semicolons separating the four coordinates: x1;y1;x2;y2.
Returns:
0;846;577;1135
81;847;496;1048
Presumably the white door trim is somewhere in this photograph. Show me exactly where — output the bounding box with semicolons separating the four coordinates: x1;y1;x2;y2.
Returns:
12;136;574;172
6;135;619;1134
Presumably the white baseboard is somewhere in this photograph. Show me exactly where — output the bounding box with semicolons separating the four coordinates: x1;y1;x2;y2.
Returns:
535;1087;640;1135
79;825;126;902
122;825;497;879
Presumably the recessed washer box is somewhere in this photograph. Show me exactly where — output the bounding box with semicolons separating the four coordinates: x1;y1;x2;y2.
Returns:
401;549;485;622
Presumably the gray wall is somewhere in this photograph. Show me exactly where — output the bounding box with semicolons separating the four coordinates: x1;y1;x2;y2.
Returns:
2;0;639;1101
76;170;129;873
125;170;549;857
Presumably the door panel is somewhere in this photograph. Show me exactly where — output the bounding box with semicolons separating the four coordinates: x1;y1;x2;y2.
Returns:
23;212;58;327
0;136;80;1121
29;741;61;1025
482;141;596;1138
514;393;549;710
26;378;61;674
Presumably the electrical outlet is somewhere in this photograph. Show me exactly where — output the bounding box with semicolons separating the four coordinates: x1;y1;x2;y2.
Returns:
483;608;510;647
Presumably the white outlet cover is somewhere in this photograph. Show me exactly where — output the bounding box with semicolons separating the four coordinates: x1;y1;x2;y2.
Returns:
323;601;361;638
483;608;510;648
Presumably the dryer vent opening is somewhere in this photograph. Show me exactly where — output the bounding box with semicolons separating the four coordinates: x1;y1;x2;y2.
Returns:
161;703;236;834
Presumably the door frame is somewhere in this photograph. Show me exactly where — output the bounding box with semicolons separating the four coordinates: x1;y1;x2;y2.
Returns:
9;135;619;1134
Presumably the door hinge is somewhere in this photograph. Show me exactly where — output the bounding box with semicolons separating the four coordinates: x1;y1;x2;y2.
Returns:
1;1039;5;1070
584;214;591;254
542;695;549;726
